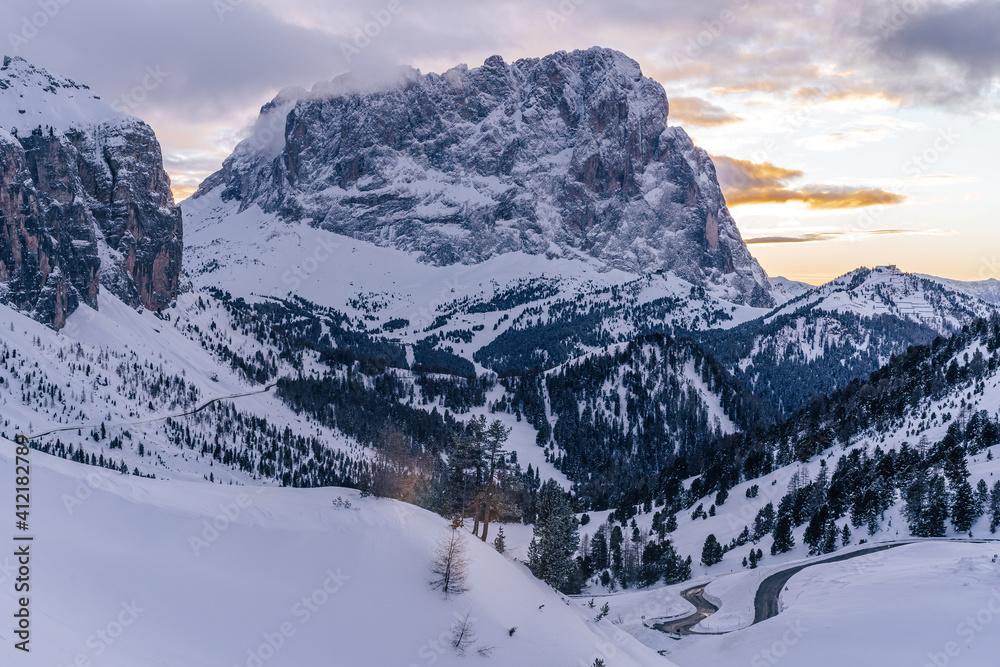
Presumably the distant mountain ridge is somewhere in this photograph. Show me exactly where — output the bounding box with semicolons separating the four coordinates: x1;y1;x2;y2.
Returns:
194;47;774;307
699;265;998;413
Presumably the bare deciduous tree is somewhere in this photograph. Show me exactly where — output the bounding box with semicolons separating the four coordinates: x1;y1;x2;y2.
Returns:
431;517;470;597
450;610;477;654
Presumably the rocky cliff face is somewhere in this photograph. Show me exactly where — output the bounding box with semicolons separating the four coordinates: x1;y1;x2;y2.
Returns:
196;48;772;307
0;57;182;328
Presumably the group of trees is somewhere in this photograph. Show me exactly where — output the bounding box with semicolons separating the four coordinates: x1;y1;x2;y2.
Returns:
497;335;774;513
580;511;692;591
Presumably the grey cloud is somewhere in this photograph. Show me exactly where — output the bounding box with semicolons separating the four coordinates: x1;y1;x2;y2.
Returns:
881;0;1000;76
2;0;352;121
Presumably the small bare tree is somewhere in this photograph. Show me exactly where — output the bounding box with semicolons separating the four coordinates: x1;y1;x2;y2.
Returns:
450;611;478;654
431;517;470;596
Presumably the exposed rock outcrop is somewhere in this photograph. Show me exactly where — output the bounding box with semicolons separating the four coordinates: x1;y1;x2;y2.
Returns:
196;48;772;307
0;56;182;328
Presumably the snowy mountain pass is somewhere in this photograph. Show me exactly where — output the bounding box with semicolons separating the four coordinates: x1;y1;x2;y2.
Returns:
0;438;671;667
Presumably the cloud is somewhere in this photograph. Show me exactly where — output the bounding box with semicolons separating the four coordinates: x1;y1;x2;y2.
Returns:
1;0;991;201
882;0;1000;82
713;155;906;209
668;96;743;127
713;156;803;189
1;0;354;123
745;228;953;245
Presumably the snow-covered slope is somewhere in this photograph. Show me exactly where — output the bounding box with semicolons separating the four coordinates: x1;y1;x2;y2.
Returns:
700;265;998;413
921;274;1000;306
0;292;348;484
668;541;1000;665
0;439;668;667
569;314;1000;613
767;265;995;329
0;56;124;134
0;281;574;490
768;276;813;305
184;188;767;375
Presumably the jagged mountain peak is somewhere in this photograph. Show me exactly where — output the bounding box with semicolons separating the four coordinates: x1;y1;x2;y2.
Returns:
0;58;182;328
193;47;773;307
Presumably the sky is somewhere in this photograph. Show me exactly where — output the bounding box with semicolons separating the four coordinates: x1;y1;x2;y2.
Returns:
2;0;1000;285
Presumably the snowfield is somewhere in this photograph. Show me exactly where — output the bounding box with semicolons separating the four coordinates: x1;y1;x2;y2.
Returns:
0;439;669;667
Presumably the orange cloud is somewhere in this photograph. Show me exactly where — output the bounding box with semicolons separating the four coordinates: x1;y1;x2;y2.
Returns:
746;229;952;245
713;155;905;209
668;96;743;127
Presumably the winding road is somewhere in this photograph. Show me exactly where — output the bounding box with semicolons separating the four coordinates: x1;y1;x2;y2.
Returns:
15;382;278;443
655;542;913;636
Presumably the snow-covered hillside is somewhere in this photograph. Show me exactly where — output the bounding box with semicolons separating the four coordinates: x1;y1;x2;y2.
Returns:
922;274;1000;306
700;265;998;413
559;313;1000;661
183;189;767;375
768;276;813;305
0;438;667;667
768;265;994;329
0;288;572;489
0;56;125;134
599;541;1000;665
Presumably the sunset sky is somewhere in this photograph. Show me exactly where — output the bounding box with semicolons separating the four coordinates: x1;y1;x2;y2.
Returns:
3;0;999;284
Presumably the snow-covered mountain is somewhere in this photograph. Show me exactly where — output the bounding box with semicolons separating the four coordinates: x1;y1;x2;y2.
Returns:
768;275;813;305
192;47;773;308
8;46;1000;667
920;273;1000;306
0;57;182;329
700;265;998;413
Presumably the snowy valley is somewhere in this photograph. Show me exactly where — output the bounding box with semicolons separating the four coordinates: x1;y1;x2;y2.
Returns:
2;49;1000;667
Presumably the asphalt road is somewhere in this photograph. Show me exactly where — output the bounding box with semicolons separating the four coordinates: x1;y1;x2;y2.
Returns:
654;541;914;636
653;585;723;636
752;542;910;623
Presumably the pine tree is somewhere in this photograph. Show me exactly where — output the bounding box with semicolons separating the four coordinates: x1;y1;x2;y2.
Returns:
989;481;1000;534
493;526;506;554
771;512;795;555
701;534;723;566
446;421;486;520
803;505;829;555
904;468;929;535
976;479;990;513
841;524;852;546
477;419;512;542
951;480;978;533
527;480;580;593
821;522;838;554
752;503;775;541
662;547;692;585
921;475;949;537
